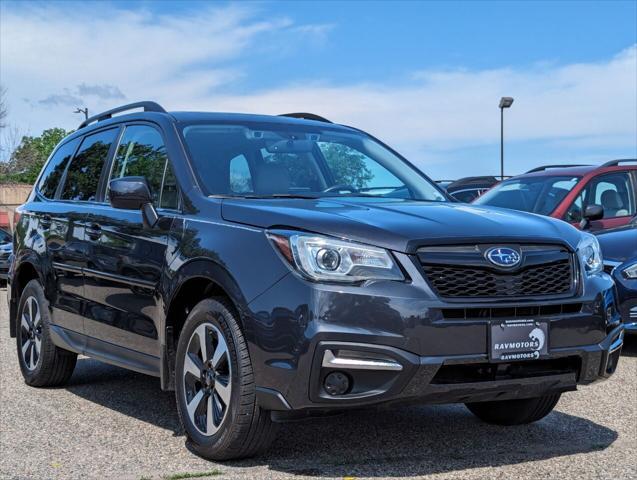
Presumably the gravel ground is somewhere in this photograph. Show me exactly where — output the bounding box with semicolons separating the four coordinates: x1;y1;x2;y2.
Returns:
0;287;635;480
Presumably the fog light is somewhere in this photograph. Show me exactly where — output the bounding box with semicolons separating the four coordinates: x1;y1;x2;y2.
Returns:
324;371;350;396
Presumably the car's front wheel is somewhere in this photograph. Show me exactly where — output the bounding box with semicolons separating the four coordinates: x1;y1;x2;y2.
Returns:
16;279;77;386
466;393;561;425
175;298;278;460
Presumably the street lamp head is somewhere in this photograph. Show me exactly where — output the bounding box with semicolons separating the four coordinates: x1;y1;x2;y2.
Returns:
499;97;514;109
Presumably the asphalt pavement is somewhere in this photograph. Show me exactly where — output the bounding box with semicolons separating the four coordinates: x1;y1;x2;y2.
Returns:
1;287;635;480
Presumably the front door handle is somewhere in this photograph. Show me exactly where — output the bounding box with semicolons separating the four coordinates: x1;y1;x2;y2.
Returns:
86;223;102;239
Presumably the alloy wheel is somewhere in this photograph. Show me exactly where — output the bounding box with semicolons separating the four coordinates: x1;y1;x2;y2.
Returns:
182;322;232;436
20;296;42;371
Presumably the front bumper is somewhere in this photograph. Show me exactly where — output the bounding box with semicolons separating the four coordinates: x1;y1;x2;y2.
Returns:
247;269;622;412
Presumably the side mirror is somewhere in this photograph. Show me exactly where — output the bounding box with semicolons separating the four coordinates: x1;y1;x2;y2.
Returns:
109;176;159;228
580;204;604;230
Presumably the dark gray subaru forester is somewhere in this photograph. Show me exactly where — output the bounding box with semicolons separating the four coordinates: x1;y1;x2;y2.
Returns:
7;102;624;460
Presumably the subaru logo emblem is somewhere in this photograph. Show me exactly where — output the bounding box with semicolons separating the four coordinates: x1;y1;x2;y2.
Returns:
485;247;521;268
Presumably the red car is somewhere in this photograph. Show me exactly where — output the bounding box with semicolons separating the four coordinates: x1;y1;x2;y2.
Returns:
473;159;637;231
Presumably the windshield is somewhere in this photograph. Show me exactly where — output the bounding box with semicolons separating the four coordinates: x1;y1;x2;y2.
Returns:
473;176;580;214
181;123;446;202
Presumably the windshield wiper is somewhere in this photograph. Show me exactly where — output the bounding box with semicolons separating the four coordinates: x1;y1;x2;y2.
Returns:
239;193;320;199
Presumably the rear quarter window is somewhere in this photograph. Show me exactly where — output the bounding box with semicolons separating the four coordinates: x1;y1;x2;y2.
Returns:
36;138;80;199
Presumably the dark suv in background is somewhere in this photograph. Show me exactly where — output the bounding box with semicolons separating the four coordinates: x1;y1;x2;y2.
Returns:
7;102;624;460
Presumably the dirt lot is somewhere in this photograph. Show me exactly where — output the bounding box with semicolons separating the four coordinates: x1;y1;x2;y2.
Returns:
0;287;635;480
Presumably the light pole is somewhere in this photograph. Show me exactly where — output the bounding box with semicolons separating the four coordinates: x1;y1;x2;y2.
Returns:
499;96;514;180
74;107;89;120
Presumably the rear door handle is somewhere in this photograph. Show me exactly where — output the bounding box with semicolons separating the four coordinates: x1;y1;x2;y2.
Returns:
86;223;102;239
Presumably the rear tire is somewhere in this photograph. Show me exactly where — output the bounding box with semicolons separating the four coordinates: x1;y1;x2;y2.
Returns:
16;279;77;387
466;393;561;425
175;298;279;460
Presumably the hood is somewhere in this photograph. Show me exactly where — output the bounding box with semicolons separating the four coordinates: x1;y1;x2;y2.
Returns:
221;197;583;253
595;226;637;264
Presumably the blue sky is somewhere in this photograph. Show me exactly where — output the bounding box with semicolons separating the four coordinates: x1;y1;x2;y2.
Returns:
1;0;636;178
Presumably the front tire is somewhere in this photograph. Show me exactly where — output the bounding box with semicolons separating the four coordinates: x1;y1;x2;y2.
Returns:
16;279;77;387
466;393;561;425
175;298;278;460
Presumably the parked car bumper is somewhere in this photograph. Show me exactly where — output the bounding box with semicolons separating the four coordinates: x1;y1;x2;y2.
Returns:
247;269;623;412
612;262;637;335
0;259;10;280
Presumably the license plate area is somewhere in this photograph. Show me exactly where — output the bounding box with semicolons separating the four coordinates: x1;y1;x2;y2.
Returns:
490;319;549;362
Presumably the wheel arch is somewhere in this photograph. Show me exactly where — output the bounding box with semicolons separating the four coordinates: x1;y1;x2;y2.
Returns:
160;258;250;390
9;253;46;338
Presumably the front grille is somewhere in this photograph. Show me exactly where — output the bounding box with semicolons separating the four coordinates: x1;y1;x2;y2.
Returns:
418;244;575;299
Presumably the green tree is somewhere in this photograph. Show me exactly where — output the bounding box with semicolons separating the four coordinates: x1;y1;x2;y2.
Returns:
320;143;373;189
0;128;72;184
260;143;374;192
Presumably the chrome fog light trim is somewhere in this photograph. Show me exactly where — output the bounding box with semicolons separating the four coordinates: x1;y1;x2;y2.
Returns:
322;349;403;371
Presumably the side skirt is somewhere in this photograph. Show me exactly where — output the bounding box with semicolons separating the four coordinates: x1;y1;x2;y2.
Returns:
49;324;161;377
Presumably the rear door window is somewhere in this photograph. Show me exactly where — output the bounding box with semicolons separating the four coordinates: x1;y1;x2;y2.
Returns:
60;129;119;201
37;138;80;199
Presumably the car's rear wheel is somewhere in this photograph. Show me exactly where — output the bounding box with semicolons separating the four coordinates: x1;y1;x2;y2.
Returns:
175;298;278;460
16;279;77;386
466;393;561;425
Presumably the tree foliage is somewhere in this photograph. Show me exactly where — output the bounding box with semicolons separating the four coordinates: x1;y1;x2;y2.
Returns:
0;128;72;184
320;143;373;189
260;143;374;192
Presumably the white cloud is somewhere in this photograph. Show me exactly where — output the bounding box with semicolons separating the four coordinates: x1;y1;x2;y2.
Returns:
0;2;321;134
76;83;126;100
1;2;635;176
205;45;636;150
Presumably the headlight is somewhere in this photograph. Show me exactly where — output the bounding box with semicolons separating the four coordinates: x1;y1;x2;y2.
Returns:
267;231;404;283
577;234;603;276
622;262;637;279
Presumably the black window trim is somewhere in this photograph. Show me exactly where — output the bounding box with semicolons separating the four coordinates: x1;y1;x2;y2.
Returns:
102;120;183;213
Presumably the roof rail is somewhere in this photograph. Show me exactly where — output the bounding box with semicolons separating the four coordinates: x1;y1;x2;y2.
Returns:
279;112;332;123
450;176;499;184
526;164;591;173
446;176;499;191
601;158;637;167
78;101;166;129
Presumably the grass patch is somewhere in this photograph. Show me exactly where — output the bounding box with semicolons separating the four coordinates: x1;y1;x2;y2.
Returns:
163;471;222;480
